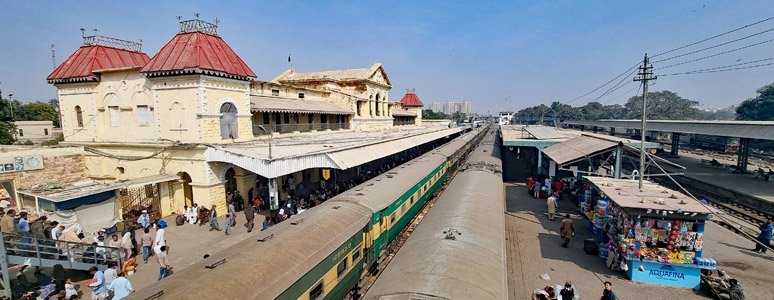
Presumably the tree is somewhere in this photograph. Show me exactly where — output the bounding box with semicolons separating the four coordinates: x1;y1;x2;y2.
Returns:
450;111;467;123
736;82;774;121
624;90;701;120
0;98;15;144
422;109;449;120
549;101;582;120
15;101;60;127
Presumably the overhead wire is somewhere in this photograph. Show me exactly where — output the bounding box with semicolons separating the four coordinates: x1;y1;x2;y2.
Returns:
585;68;639;104
652;28;774;63
651;16;774;58
564;62;640;104
655;38;774;70
658;60;774;76
601;81;643;105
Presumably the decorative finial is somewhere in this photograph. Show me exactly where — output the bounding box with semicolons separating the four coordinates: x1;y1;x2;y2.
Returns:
93;29;99;37
176;16;182;21
80;28;85;37
194;13;200;19
214;18;220;25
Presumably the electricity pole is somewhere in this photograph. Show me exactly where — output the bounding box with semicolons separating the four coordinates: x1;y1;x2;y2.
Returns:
634;54;657;191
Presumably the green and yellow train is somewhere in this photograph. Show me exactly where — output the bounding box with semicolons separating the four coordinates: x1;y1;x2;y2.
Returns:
133;126;488;300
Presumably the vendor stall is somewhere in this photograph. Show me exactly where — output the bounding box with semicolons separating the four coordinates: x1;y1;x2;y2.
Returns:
580;177;716;289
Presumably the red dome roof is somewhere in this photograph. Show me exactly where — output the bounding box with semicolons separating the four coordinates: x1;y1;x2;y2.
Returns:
400;92;424;107
141;31;256;79
47;45;151;83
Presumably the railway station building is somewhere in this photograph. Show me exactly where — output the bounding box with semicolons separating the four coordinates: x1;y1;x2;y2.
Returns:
47;18;457;219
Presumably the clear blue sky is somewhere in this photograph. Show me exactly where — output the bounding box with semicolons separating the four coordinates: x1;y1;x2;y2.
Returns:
1;0;772;114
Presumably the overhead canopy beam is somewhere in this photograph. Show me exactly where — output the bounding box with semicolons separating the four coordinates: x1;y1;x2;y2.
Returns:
562;119;774;141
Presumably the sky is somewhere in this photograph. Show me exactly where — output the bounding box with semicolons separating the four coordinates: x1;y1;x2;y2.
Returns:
1;1;773;114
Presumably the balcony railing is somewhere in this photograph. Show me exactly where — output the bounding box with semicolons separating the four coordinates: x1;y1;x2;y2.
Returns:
394;121;414;126
253;123;350;136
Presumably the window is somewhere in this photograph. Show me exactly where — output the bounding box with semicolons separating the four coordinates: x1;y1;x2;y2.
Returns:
390;212;395;224
308;114;314;123
109;106;120;127
219;103;238;139
321;114;328;123
298;92;305;99
337;259;347;278
75;106;84;127
137;105;150;127
262;112;270;124
309;281;324;300
44;128;49;135
18;129;23;137
283;113;290;124
410;196;414;205
352;248;361;261
271;88;280;96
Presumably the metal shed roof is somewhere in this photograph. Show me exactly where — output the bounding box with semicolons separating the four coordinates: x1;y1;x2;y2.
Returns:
523;126;564;140
562;120;774;140
585;177;713;217
250;95;353;115
542;136;617;165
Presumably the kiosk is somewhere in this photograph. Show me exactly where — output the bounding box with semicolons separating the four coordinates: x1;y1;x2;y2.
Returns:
580;177;716;289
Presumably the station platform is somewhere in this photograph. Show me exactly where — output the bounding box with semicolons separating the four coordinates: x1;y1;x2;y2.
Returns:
661;151;774;203
504;183;774;300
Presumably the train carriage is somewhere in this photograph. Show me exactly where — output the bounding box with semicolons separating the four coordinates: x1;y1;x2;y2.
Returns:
363;128;507;300
132;126;489;300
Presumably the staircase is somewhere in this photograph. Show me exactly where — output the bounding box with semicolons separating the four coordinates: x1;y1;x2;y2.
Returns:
0;233;123;297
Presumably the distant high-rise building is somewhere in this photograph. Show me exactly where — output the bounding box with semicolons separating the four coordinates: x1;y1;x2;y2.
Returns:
438;101;472;115
443;102;456;114
429;102;442;112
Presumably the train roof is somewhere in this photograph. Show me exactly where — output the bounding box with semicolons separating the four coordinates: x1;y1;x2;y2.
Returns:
364;129;507;300
332;128;482;212
131;200;371;300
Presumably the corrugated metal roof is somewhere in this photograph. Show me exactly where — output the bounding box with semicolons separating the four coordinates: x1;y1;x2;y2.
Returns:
586;177;712;215
47;45;151;83
250;95;353;115
523;126;564;139
141;31;256;78
399;92;424;107
17;179;122;202
543;136;617;165
563;120;774;141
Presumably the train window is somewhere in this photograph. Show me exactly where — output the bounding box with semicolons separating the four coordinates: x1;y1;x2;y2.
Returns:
410;196;414;205
352;248;361;261
337;259;348;278
390;213;395;224
309;281;324;300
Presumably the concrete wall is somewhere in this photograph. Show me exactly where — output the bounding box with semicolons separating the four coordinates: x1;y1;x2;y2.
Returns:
14;121;56;142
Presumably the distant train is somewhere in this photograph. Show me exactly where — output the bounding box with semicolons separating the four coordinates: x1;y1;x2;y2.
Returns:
689;134;739;153
133;126;488;300
364;127;507;300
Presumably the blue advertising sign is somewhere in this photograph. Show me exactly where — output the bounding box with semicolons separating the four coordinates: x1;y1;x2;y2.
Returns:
626;260;701;289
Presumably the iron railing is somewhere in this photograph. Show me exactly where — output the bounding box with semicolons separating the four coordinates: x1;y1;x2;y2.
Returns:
0;233;122;270
253;123;350;136
82;35;143;52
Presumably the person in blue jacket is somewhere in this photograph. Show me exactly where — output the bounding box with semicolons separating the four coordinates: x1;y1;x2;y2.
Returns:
753;219;773;253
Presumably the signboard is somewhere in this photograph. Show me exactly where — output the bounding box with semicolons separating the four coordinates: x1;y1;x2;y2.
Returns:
626;260;701;289
0;156;44;173
322;169;331;180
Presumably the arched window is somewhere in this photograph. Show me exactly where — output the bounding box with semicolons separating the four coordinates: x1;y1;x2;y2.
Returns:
220;102;238;139
375;93;381;116
75;106;84;127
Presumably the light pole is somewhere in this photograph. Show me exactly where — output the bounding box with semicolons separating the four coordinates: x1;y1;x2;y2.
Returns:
256;125;272;160
8;94;15;140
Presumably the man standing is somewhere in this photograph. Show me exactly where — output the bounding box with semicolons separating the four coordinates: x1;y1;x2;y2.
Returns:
209;205;221;231
154;222;166;254
546;196;557;221
18;212;32;250
103;263;118;299
137;211;150;229
226;201;236;235
88;266;107;300
156;246;170;281
244;204;255;233
140;228;153;264
600;281;616;300
109;272;134;300
560;214;574;248
753;219;772;253
30;216;47;239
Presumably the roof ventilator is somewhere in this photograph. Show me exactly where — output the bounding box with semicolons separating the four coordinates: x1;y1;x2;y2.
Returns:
332;205;341;209
291;219;304;225
144;291;164;300
257;234;274;242
443;228;461;240
205;258;227;269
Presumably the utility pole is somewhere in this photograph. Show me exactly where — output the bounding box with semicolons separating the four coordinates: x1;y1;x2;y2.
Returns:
633;53;657;191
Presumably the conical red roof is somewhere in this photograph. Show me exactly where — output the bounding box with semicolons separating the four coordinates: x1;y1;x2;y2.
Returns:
400;92;424;107
47;45;151;83
141;31;256;78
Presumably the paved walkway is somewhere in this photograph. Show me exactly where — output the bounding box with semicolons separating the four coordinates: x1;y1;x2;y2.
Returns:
664;151;774;203
505;183;774;300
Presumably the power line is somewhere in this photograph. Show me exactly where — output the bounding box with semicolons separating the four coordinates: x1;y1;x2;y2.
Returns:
565;62;640;104
586;68;639;104
601;81;643;105
655;37;774;70
658;60;774;76
652;28;774;63
652;16;774;58
659;56;774;74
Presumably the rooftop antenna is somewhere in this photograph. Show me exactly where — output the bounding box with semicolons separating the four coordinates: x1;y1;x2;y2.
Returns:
51;44;56;70
194;13;200;19
288;54;292;69
93;28;99;38
214;18;219;35
80;28;86;37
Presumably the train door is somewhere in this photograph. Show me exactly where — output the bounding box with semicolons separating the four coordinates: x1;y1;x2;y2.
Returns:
363;221;373;266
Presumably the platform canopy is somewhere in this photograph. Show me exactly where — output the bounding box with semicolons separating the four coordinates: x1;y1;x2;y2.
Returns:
562;119;774;141
523;126;564;140
543;136;617;165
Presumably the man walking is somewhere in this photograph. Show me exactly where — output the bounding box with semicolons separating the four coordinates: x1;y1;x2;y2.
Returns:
244;204;256;233
141;228;153;264
109;272;134;300
546;196;557;221
156;246;170;281
209;205;221;231
560;214;574;248
600;281;616;300
88;266;107;300
0;209;17;234
752;219;772;253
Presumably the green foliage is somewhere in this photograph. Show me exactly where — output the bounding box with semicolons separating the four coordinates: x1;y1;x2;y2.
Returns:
701;109;735;120
0;99;15;144
548;101;582;120
22;140;33;145
624;90;701;120
579;102;627;120
40;134;64;146
736;82;774;121
449;111;467;123
422;109;449;120
15;101;60;127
